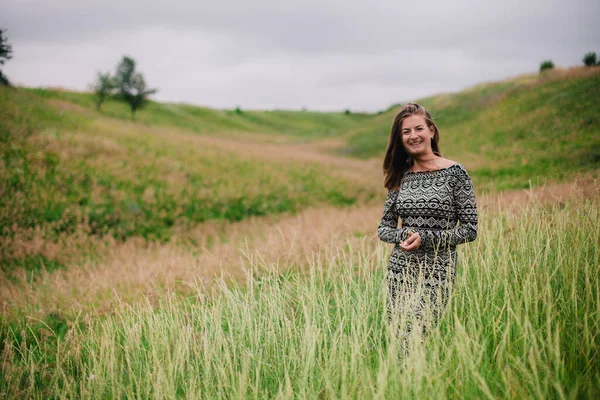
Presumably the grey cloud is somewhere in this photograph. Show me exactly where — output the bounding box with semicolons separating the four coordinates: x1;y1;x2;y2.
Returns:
2;0;599;111
5;0;599;51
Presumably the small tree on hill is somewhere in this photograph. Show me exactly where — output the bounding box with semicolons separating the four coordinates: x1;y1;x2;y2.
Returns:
539;60;554;73
124;73;157;119
114;56;157;119
583;52;598;66
0;28;13;86
90;71;115;111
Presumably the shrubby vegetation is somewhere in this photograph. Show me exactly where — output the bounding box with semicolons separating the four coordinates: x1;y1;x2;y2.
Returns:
539;60;555;72
90;56;157;118
113;56;157;118
90;71;114;111
583;51;598;66
0;28;13;86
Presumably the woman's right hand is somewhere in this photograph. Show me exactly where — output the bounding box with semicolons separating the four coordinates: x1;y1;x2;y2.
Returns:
400;231;421;251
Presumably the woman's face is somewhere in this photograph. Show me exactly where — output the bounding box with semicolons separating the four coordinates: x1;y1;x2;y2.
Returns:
400;114;435;157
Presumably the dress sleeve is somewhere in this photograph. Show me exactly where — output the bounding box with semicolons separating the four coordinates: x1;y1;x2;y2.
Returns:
417;166;478;250
377;189;409;244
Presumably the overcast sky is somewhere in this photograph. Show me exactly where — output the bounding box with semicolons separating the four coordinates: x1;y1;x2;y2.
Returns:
2;0;599;112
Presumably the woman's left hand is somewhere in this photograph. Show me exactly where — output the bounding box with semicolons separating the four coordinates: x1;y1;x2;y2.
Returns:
400;231;421;251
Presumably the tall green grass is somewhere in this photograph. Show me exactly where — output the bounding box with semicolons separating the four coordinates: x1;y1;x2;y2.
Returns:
2;196;598;398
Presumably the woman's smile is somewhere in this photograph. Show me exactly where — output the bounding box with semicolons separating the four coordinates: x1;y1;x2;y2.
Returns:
407;139;424;148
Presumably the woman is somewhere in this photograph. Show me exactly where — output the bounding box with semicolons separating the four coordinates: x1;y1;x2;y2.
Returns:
378;103;478;338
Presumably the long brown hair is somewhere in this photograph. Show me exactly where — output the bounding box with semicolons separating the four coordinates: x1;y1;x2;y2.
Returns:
383;103;441;190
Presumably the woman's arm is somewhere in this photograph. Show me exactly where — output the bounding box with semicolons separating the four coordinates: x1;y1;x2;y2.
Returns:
415;166;478;250
378;189;410;244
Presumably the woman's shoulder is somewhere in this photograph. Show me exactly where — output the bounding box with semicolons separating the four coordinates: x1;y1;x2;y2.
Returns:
437;158;458;168
439;158;470;173
439;158;470;174
435;160;473;184
443;161;474;186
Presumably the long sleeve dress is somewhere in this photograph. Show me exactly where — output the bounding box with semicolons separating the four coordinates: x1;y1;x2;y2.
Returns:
378;163;478;334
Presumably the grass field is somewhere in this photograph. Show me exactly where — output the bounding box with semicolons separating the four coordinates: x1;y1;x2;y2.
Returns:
1;66;599;398
1;194;598;398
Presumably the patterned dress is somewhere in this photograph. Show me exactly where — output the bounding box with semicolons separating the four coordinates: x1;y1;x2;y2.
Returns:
378;163;478;335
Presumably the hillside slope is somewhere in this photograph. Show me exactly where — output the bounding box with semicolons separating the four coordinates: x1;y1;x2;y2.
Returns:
0;87;379;278
1;67;598;277
26;88;371;140
1;88;375;242
344;67;600;190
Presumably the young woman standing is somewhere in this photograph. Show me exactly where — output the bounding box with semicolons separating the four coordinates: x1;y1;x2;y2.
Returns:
378;103;478;339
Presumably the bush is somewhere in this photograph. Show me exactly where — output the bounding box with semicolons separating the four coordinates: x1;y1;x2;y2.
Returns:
539;60;555;72
583;52;598;66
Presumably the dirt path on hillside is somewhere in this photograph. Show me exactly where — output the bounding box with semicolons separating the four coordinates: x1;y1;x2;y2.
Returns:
1;177;597;319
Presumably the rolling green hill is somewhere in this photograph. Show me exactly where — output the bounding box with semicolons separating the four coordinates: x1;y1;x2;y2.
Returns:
21;66;600;194
24;87;371;139
0;88;370;245
1;67;599;276
344;67;600;190
0;87;378;277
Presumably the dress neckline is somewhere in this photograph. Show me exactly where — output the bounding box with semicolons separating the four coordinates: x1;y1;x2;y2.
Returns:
405;163;460;175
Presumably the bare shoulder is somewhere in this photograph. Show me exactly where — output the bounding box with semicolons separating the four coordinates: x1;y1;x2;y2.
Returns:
438;158;459;168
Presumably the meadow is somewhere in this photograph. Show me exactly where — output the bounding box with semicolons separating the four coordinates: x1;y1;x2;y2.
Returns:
1;192;598;398
0;66;599;398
